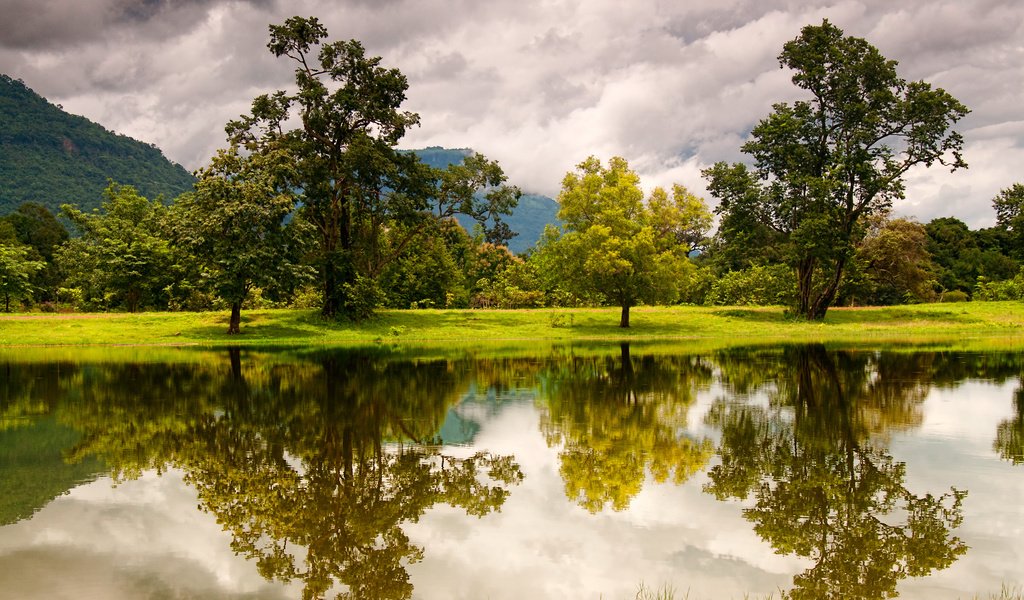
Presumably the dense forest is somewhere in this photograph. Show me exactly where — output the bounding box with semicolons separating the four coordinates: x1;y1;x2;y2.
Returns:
2;17;1024;330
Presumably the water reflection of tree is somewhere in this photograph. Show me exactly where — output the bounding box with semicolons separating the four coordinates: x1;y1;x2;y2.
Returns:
540;344;714;512
706;345;968;600
995;387;1024;464
32;350;523;600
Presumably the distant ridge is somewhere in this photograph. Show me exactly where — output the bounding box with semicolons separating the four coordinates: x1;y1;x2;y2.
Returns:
410;146;561;254
0;74;195;215
0;79;558;253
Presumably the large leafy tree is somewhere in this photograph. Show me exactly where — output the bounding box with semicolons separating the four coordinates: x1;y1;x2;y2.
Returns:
58;183;174;312
535;156;697;327
705;20;969;320
173;147;312;334
225;16;517;319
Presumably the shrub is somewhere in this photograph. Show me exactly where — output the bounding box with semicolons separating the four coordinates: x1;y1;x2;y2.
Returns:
704;265;796;306
975;272;1024;301
939;290;970;303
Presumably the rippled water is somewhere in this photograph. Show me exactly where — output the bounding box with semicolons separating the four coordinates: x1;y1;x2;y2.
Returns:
0;344;1022;599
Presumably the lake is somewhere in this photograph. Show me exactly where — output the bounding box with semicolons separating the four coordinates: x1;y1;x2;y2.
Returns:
0;343;1022;599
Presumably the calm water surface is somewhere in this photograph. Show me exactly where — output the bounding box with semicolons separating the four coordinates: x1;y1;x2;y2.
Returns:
0;344;1022;599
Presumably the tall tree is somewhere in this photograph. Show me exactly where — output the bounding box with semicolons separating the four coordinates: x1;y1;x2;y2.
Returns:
534;156;693;327
224;17;421;319
704;20;969;319
224;16;517;320
173;147;312;334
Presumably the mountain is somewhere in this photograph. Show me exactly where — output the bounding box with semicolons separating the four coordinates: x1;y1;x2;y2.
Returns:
410;146;561;254
0;74;195;215
0;77;558;253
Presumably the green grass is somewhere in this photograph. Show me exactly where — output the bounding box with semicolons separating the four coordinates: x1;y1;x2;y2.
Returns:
1;302;1023;349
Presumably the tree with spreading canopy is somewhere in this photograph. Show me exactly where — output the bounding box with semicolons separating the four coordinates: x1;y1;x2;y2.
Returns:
704;20;968;319
224;16;518;320
172;147;312;334
534;156;703;327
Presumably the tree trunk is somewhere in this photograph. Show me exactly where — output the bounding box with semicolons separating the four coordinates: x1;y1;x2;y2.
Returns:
229;346;242;380
228;301;242;335
796;256;846;321
796;258;815;319
619;304;631;328
3;292;8;313
809;257;847;320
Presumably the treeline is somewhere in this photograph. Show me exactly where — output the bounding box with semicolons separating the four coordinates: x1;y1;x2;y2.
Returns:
2;176;1023;319
2;18;1021;328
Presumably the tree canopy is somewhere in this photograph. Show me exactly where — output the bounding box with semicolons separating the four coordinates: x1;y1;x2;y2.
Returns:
705;19;969;319
535;156;704;327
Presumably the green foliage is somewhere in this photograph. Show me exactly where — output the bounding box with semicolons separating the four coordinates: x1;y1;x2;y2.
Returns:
172;146;312;333
939;290;970;303
705;20;968;320
0;74;194;216
841;216;937;306
993;183;1024;260
925;217;1017;295
704;264;796;306
57;183;175;312
0;241;44;311
975;270;1024;301
1;202;68;302
533;156;694;327
472;258;547;309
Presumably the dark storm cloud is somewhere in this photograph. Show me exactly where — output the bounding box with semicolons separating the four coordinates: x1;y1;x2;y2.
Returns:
0;0;274;50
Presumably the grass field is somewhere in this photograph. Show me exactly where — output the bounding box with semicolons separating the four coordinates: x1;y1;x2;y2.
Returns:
1;301;1024;349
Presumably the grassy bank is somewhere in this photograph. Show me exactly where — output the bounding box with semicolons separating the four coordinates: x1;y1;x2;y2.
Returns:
1;301;1024;349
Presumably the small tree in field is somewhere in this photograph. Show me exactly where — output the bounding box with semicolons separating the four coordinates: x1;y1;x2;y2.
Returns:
535;156;706;327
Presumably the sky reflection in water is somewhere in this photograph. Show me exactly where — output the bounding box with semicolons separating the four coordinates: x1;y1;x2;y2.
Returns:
0;345;1022;599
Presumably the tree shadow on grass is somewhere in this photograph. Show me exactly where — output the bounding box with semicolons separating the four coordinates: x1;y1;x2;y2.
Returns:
187;312;322;340
712;308;790;323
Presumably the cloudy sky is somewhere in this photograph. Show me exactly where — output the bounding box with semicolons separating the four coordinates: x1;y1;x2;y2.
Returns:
1;0;1022;226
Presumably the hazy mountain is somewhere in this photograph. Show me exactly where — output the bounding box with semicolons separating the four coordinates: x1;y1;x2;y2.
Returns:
0;74;195;215
410;146;561;254
0;77;559;253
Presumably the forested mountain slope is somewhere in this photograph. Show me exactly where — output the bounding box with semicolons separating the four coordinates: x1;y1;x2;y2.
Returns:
0;74;195;215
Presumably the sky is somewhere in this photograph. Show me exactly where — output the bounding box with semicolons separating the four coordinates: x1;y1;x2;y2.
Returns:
1;0;1022;227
